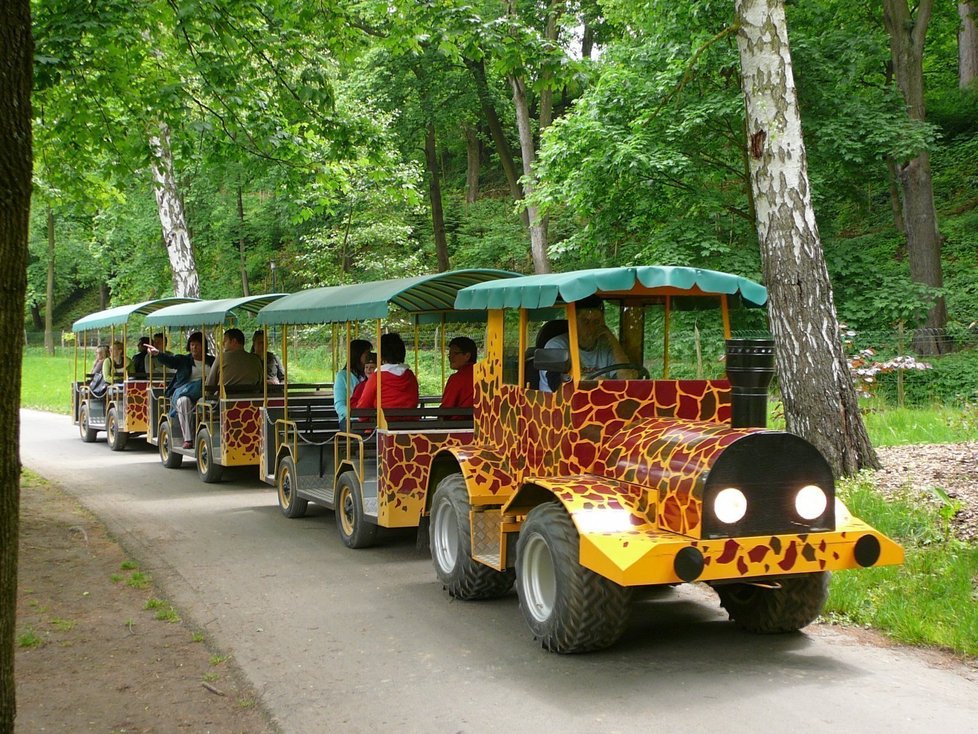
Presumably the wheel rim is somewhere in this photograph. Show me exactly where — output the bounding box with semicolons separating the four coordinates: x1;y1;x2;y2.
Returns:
106;412;115;443
79;408;88;437
432;498;459;573
520;533;557;623
198;437;209;473
278;466;293;508
160;426;170;459
339;485;355;536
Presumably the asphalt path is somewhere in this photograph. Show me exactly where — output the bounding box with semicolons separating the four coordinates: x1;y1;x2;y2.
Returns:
19;409;978;733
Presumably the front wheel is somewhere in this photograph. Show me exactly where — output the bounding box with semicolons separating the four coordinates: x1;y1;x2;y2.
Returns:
158;421;182;468
430;474;513;599
105;406;129;452
277;456;308;518
515;502;632;653
335;471;377;549
78;404;97;443
196;427;224;484
713;572;830;633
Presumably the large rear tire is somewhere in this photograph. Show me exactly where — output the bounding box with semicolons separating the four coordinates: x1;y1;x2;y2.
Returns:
158;421;183;468
335;471;377;549
105;406;129;452
515;502;632;654
78;404;98;443
714;572;830;633
277;456;308;518
196;427;224;484
430;474;513;599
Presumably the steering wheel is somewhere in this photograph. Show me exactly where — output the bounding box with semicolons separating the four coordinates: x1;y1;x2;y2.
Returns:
583;363;650;380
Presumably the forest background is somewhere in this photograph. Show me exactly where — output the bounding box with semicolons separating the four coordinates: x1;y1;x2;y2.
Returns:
27;0;978;401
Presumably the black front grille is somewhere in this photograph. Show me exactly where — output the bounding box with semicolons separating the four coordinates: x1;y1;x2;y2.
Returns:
701;432;835;538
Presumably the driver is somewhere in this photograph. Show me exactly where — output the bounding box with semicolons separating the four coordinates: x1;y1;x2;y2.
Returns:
539;295;634;392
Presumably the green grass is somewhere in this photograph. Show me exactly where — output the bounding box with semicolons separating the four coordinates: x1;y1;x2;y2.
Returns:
861;402;978;446
827;476;978;657
17;628;44;648
21;346;74;414
49;617;76;632
125;571;151;589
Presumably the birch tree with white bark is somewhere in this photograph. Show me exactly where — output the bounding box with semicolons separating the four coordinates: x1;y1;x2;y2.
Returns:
149;122;200;298
735;0;878;476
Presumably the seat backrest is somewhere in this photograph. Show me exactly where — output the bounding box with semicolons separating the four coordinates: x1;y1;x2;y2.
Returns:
525;319;569;390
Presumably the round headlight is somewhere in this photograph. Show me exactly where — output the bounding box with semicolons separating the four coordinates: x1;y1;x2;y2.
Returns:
714;487;747;524
795;484;827;520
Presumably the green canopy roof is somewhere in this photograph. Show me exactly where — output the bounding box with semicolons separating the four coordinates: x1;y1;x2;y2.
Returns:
454;266;767;310
257;270;520;325
144;294;286;327
72;297;198;332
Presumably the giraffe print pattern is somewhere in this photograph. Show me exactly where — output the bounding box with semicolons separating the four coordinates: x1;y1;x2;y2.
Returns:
222;400;264;466
378;430;475;528
122;380;151;434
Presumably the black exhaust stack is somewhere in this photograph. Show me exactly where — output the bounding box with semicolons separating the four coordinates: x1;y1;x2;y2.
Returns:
725;338;775;429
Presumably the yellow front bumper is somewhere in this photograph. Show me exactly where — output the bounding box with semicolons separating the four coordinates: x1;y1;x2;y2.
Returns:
579;515;904;587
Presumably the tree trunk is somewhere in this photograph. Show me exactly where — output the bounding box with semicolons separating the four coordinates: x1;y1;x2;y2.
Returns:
29;301;43;331
236;182;250;296
45;205;55;354
735;0;878;477
464;124;480;204
424;121;451;272
510;74;551;274
581;22;595;60
464;57;527;224
960;3;978;88
0;1;32;727
149;122;201;298
885;156;906;236
882;0;948;355
99;281;108;310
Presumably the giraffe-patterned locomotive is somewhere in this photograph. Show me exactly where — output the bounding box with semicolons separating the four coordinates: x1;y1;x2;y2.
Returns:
424;266;902;653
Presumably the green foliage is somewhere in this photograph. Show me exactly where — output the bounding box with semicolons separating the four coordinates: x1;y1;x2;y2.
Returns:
827;477;978;657
873;349;978;405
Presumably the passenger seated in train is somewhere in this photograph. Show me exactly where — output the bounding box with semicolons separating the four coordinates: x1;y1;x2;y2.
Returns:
205;328;263;394
251;329;285;385
128;336;151;375
349;352;376;408
441;336;476;412
334;339;372;423
354;333;419;411
147;331;214;448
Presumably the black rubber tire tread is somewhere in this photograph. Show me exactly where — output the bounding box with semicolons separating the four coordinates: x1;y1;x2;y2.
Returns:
196;427;224;484
335;471;378;549
79;405;97;443
159;422;183;468
516;502;632;654
716;572;831;633
430;474;514;600
277;456;308;518
106;407;128;452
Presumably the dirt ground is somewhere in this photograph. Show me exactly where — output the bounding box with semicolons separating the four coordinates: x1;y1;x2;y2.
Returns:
12;442;977;733
14;472;276;734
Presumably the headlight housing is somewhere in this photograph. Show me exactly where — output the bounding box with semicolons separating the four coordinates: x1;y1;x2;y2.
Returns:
795;484;827;520
714;487;748;524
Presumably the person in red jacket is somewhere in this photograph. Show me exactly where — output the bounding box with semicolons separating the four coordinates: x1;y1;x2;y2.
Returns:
440;336;477;412
354;334;419;410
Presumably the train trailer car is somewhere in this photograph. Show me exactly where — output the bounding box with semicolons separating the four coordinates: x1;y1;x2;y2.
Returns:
71;297;197;449
256;269;519;548
143;294;293;484
406;265;904;653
